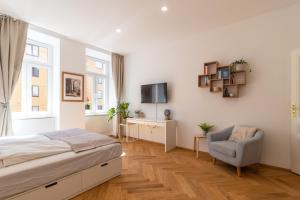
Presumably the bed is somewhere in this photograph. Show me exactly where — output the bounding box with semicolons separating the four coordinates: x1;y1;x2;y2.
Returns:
0;129;122;200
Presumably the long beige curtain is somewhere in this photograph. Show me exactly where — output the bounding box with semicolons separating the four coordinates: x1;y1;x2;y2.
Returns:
111;53;124;137
0;15;28;136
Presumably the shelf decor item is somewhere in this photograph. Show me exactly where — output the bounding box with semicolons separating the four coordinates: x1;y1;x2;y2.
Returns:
134;110;142;118
224;88;230;97
62;72;84;102
229;59;250;72
204;65;208;75
198;122;214;136
212;87;221;92
164;109;171;120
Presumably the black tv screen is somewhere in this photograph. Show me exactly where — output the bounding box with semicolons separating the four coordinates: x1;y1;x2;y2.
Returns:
141;83;167;103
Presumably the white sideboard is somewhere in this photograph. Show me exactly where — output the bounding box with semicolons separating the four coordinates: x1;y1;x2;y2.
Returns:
125;118;177;152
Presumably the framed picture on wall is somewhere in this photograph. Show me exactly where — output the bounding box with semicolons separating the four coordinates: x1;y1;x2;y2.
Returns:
61;72;84;102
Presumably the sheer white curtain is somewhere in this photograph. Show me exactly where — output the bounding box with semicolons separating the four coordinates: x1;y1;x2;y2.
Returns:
0;15;28;136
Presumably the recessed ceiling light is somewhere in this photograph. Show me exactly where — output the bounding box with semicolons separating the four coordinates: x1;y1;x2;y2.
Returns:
115;29;121;33
161;6;168;12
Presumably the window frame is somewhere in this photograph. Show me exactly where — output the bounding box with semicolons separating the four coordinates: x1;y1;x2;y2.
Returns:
85;55;110;115
12;39;54;119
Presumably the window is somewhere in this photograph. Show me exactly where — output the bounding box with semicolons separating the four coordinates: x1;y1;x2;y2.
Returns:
96;77;103;84
32;67;39;77
32;106;39;112
11;38;53;116
85;49;111;114
97;90;103;99
32;85;39;97
26;43;39;57
96;61;104;69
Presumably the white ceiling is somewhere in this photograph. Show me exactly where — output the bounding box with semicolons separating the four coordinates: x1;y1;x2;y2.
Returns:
0;0;298;54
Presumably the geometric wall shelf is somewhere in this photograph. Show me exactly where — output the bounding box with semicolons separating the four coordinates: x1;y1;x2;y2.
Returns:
198;61;247;98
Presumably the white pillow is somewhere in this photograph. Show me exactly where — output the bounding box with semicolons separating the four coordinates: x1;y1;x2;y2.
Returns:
229;126;257;142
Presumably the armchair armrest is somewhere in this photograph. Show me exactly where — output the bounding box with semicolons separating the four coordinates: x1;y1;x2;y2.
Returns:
236;130;264;167
207;126;234;142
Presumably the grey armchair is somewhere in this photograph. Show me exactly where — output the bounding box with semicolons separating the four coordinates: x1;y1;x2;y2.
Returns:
207;126;264;176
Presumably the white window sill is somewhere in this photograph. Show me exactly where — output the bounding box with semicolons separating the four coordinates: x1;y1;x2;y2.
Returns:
85;113;107;117
12;115;55;120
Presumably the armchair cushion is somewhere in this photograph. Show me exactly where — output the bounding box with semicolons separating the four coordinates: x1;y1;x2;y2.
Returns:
210;141;237;158
207;126;234;142
229;126;257;142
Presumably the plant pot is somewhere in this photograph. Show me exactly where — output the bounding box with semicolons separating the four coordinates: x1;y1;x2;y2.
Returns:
200;130;207;137
235;64;247;71
85;104;91;110
121;118;127;124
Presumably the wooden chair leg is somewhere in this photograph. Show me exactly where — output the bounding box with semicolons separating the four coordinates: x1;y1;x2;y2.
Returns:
212;157;216;165
237;167;241;177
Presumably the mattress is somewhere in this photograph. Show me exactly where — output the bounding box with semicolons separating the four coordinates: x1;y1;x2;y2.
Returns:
0;143;122;200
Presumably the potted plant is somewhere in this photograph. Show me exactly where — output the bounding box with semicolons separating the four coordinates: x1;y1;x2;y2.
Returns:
229;59;251;72
198;122;214;136
85;97;91;110
107;102;130;123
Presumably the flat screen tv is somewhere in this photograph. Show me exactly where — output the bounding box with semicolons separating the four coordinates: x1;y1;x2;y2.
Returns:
141;83;167;103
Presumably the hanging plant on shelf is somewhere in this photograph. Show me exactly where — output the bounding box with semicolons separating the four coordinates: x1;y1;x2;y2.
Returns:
229;59;251;72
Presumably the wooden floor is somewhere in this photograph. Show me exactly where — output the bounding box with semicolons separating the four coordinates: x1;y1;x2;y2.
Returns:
72;140;300;200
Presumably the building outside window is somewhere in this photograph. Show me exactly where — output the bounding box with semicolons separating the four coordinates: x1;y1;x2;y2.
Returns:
85;48;111;114
11;38;53;115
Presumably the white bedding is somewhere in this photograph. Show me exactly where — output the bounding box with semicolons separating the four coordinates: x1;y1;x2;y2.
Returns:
0;143;122;199
0;135;71;167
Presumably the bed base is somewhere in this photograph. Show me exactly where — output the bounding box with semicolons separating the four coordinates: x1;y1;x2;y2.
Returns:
7;157;122;200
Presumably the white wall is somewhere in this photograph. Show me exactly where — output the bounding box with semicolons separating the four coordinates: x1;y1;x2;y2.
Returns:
60;38;86;129
124;3;300;168
85;115;112;134
13;26;113;135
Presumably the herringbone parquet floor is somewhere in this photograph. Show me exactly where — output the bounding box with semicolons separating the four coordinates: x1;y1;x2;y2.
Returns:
72;140;300;200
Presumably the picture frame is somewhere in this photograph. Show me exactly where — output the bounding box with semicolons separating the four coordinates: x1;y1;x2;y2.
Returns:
61;72;84;102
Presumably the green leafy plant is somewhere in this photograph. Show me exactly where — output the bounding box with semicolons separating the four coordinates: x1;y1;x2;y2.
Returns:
229;59;251;72
107;102;130;121
198;122;214;135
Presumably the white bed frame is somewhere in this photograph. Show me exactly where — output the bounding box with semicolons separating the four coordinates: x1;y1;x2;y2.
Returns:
7;157;122;200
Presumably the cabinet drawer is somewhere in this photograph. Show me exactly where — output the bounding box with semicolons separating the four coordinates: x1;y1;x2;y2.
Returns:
82;158;121;189
10;172;82;200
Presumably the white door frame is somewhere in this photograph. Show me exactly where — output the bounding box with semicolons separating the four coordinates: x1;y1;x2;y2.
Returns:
290;49;300;175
